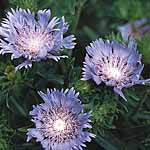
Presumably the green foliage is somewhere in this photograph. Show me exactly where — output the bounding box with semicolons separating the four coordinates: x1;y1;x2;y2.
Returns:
0;110;13;150
137;35;150;64
92;100;118;130
10;0;38;11
37;0;77;16
115;0;142;20
106;32;123;43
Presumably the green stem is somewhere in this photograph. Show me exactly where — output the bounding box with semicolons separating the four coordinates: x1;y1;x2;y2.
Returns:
132;90;149;116
72;0;87;33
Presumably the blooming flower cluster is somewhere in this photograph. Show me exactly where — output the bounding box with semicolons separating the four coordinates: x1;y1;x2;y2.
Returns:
0;7;150;150
82;38;150;100
0;8;76;70
27;88;95;150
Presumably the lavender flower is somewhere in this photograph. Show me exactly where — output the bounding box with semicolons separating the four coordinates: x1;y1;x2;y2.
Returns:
27;88;95;150
0;8;76;71
118;17;150;41
82;38;150;101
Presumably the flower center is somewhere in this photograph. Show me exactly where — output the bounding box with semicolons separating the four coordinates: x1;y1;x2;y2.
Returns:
41;107;80;143
53;119;66;132
28;37;42;53
95;55;131;84
106;66;122;80
15;26;54;58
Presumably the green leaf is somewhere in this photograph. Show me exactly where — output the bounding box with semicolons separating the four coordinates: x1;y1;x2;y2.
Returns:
96;135;119;150
10;96;26;117
136;111;150;120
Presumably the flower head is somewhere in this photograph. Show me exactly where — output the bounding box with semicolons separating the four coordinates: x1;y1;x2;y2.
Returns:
118;17;150;41
27;88;95;150
0;8;76;71
82;38;150;101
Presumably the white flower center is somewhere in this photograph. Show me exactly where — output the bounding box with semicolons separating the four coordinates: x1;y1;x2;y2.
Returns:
96;55;131;84
107;66;122;80
41;107;80;143
28;37;42;53
53;119;66;132
15;27;54;58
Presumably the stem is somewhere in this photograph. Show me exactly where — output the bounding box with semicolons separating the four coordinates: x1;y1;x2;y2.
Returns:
72;0;87;33
132;90;149;116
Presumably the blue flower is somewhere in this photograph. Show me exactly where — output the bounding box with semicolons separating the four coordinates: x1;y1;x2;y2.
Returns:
82;38;150;101
118;17;148;41
27;88;95;150
0;8;76;71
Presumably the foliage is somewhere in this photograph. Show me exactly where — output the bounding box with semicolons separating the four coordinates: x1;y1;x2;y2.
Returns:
137;35;150;64
0;110;13;150
9;0;38;11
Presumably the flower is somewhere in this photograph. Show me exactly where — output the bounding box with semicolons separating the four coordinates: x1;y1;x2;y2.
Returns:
82;38;150;101
27;88;95;150
118;17;150;41
0;8;76;71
